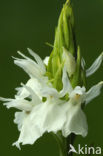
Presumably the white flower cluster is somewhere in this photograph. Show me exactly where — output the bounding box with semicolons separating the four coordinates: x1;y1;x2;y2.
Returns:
0;48;103;149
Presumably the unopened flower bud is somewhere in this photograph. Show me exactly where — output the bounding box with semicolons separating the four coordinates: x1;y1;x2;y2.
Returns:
62;47;76;77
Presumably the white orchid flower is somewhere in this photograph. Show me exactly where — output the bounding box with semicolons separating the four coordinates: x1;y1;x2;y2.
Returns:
61;81;103;138
41;67;103;138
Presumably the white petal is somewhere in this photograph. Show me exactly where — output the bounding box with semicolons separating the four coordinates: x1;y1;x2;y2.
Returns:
14;51;46;79
60;67;73;97
41;87;59;98
13;104;45;147
16;78;46;101
85;81;103;104
14;59;43;79
22;84;41;104
43;56;49;65
14;111;27;131
62;102;88;137
86;52;103;77
62;48;76;77
15;79;39;98
0;97;33;111
27;48;46;72
38;98;66;133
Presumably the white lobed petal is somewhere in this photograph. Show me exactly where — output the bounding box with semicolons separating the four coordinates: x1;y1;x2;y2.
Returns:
85;81;103;104
86;52;103;77
13;103;45;148
38;98;66;133
12;98;66;148
62;101;88;137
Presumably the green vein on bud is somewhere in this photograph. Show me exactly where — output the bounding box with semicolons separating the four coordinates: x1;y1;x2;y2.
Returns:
71;46;81;88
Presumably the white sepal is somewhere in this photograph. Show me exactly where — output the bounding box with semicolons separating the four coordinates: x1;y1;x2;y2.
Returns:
0;97;33;111
86;52;103;77
85;81;103;104
14;51;46;79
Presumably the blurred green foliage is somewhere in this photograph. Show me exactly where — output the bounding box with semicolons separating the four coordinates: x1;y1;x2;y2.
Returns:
0;0;103;156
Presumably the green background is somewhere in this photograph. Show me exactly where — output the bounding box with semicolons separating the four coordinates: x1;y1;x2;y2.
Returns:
0;0;103;155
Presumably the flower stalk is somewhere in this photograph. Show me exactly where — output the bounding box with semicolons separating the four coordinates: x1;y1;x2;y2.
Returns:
52;133;68;156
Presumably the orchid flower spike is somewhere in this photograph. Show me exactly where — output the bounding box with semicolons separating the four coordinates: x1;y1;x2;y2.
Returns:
0;51;103;149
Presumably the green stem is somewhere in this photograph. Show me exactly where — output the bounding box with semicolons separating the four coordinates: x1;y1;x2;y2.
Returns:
52;132;68;156
52;132;77;156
